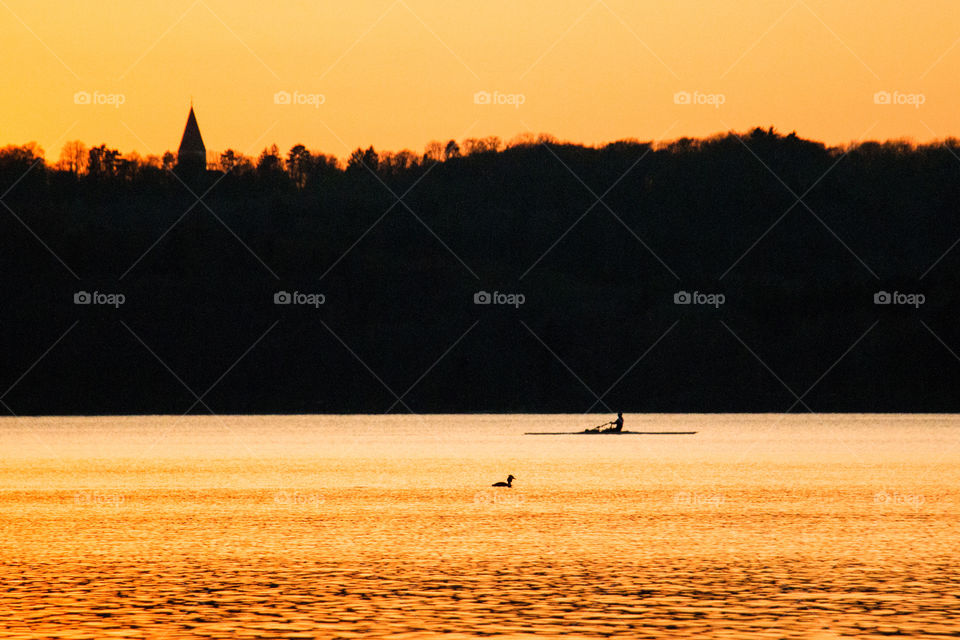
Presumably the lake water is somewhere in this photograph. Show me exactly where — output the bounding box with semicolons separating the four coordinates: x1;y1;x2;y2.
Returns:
1;414;958;639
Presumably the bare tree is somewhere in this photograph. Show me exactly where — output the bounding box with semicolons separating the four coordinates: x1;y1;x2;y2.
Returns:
393;149;418;171
483;136;502;153
58;140;87;174
507;132;536;148
462;138;482;155
423;140;444;163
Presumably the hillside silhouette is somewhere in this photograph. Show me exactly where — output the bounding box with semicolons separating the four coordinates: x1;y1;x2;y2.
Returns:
2;127;960;414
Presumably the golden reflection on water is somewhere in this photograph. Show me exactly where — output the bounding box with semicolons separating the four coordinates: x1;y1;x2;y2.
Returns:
1;414;958;638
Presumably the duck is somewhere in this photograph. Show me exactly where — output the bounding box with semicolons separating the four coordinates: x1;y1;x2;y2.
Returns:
492;474;515;487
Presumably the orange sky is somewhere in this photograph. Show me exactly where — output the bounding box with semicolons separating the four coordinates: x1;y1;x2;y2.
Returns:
2;0;959;161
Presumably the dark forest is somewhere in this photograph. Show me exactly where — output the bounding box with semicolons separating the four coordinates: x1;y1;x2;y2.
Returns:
3;127;959;414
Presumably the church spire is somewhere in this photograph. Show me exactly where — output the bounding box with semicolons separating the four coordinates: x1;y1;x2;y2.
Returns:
176;104;206;179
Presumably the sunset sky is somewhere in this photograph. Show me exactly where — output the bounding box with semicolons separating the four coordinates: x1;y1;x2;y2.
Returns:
3;0;959;161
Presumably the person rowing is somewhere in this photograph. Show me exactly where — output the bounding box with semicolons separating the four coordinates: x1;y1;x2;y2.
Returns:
606;412;624;433
584;413;624;433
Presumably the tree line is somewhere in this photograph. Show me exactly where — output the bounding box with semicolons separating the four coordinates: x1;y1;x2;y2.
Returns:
2;127;960;414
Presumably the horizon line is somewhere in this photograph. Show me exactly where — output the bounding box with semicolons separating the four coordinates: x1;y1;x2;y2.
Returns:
7;126;960;165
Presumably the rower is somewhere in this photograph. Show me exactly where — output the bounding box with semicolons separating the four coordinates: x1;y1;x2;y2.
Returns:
607;412;624;433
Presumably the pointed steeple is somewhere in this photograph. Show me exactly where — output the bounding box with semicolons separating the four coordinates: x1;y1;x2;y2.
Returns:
177;104;206;178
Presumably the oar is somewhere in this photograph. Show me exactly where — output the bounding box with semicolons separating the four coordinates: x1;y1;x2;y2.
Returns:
583;421;613;432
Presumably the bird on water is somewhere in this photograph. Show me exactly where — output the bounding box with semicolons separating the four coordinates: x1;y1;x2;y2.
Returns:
492;474;515;487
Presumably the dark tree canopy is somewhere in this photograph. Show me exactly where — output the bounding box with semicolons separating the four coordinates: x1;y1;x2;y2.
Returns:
1;129;959;414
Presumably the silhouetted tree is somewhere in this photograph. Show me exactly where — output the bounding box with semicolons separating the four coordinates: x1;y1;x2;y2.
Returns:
423;140;444;163
443;140;460;160
218;149;253;175
462;136;501;155
507;132;536;148
142;154;163;169
304;152;339;189
257;145;283;172
256;145;288;189
287;144;312;188
377;149;418;176
394;149;418;171
0;143;44;193
347;146;379;173
87;144;121;178
58;140;87;174
118;151;144;181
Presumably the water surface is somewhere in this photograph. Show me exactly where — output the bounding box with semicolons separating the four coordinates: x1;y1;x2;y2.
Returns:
1;414;958;638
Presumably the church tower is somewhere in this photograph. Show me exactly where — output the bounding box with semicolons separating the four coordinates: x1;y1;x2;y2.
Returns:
176;103;206;179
